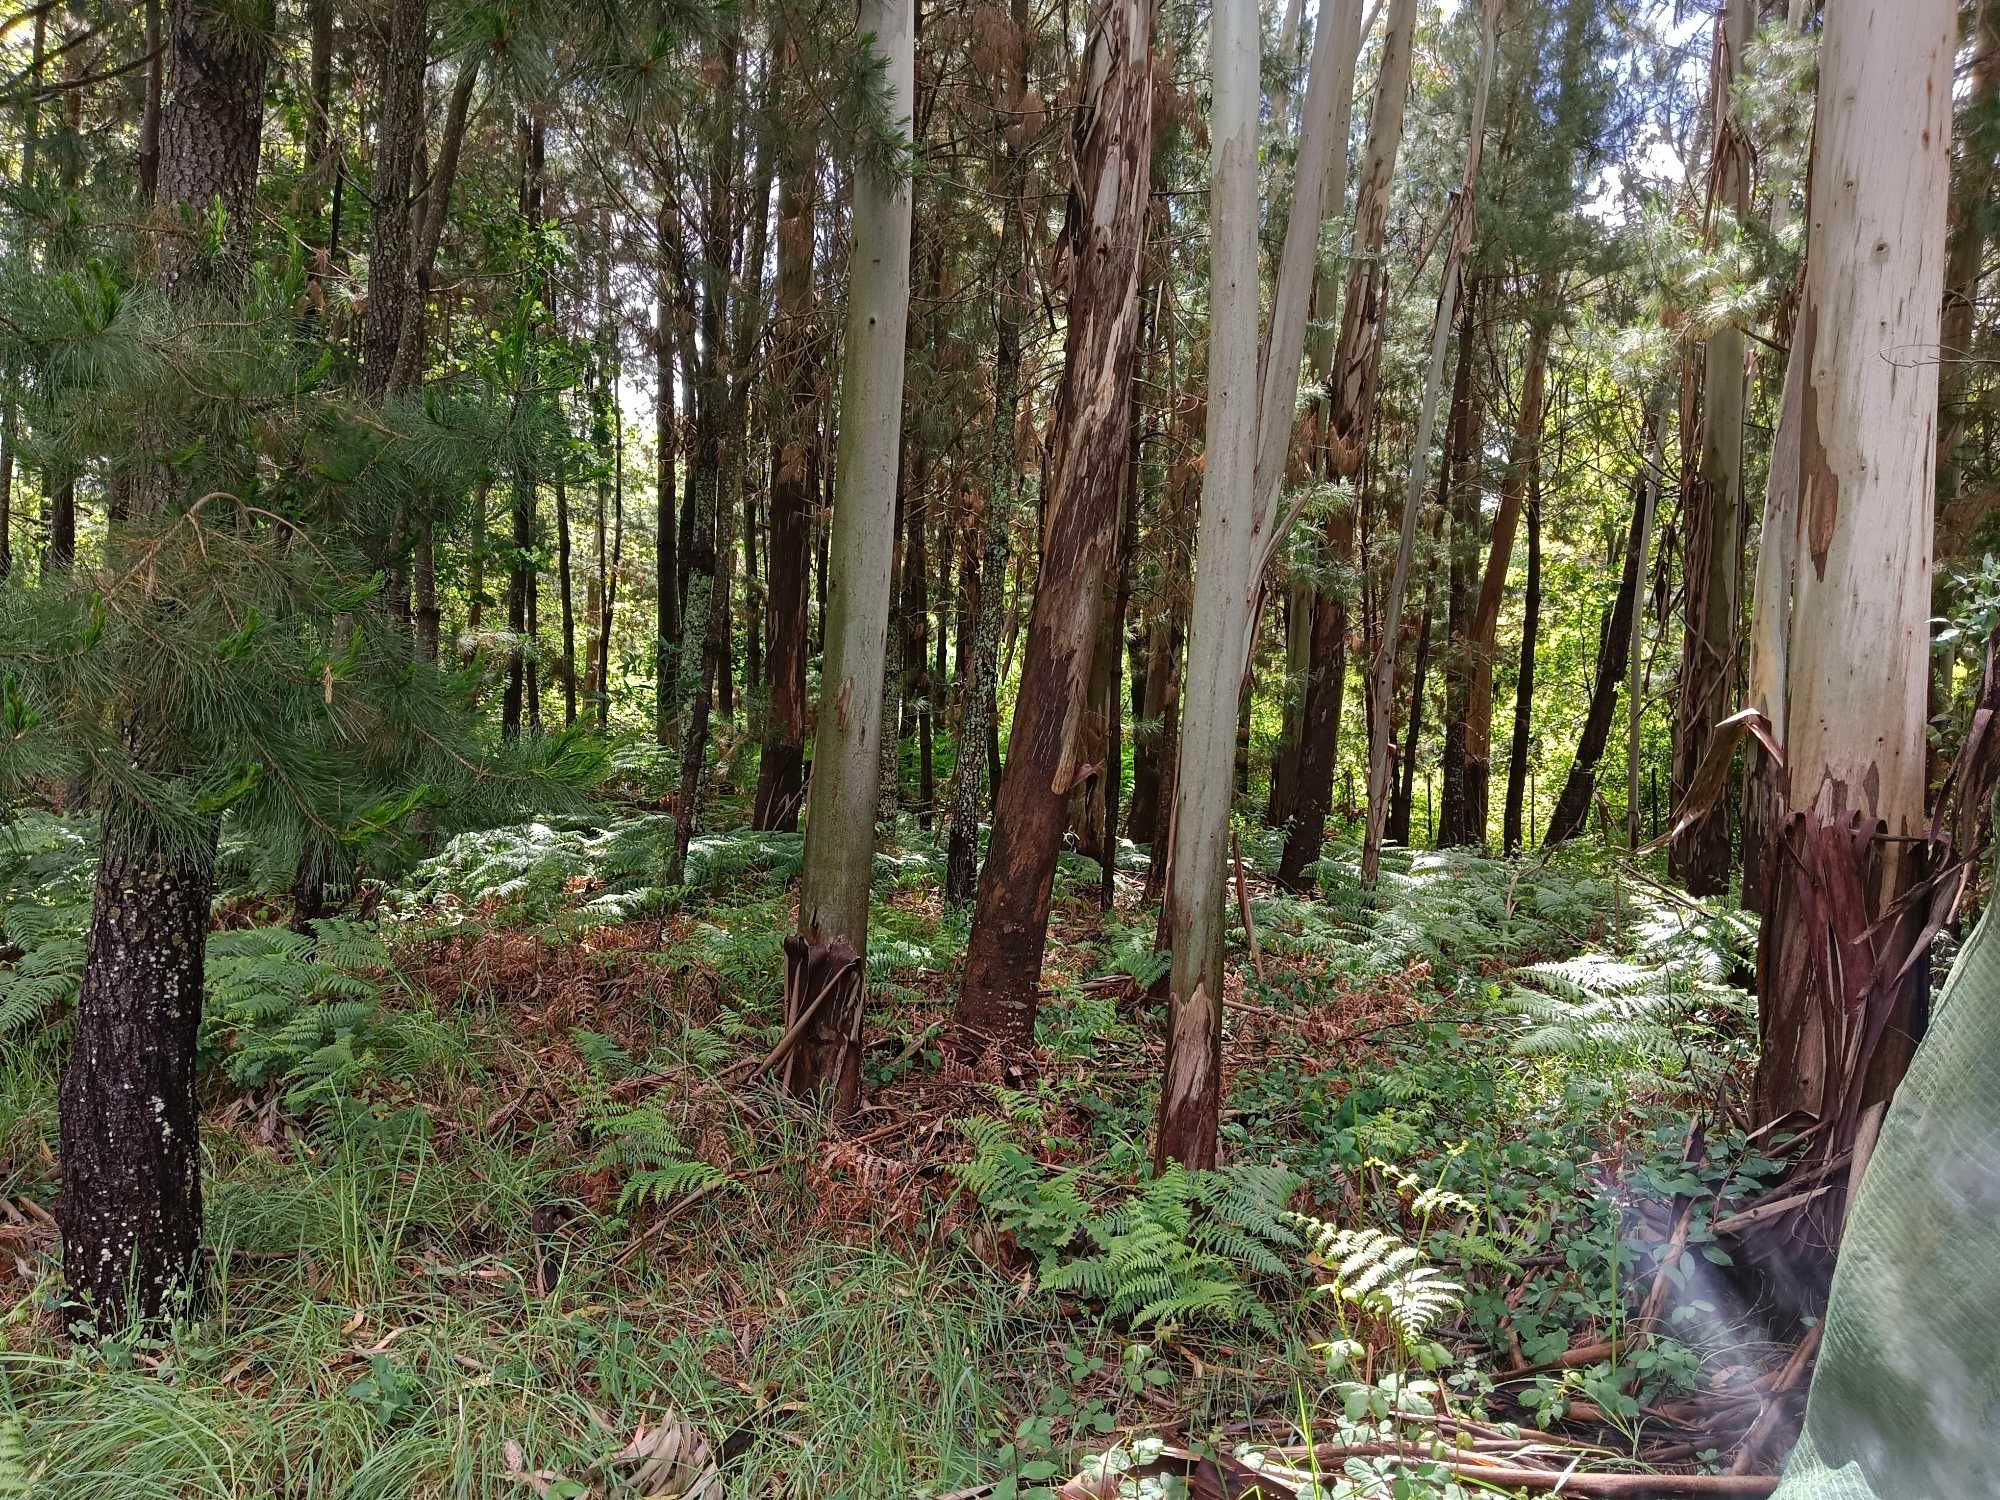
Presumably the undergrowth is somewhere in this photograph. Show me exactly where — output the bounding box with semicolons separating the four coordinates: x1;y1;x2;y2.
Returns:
0;807;1778;1497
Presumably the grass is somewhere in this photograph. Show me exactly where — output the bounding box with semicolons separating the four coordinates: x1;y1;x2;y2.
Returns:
0;809;1780;1497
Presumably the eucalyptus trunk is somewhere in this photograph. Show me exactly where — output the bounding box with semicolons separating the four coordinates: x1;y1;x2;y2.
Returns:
1157;0;1365;1168
791;0;915;1103
1361;0;1500;888
1669;0;1751;896
1753;0;1953;1151
955;0;1154;1049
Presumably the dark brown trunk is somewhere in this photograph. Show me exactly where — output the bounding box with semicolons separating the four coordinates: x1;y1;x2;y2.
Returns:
556;470;577;727
360;0;425;402
59;807;213;1334
61;0;271;1334
1502;475;1540;855
139;0;165;203
1546;469;1649;844
954;0;1153;1047
1388;568;1434;848
45;481;75;576
502;112;545;739
655;206;681;744
1436;283;1483;846
1277;508;1354;889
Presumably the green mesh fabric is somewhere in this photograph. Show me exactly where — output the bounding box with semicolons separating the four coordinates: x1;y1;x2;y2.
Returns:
1773;904;2000;1498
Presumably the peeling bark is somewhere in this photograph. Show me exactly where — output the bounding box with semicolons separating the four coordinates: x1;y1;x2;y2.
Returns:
956;0;1154;1049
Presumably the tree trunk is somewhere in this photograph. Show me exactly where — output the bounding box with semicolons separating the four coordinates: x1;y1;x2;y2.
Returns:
668;352;726;884
60;812;213;1333
1502;471;1540;855
955;0;1154;1050
790;0;915;1105
1669;0;1751;896
655;201;681;746
1157;0;1365;1169
360;0;425;403
945;0;1032;904
1436;281;1485;848
1389;532;1440;849
139;0;165;204
1753;0;1953;1154
503;113;546;740
1547;467;1649;845
1361;0;1500;888
1276;509;1352;888
1627;408;1665;848
752;145;817;828
1936;0;2000;559
557;468;578;727
1277;0;1420;883
1461;286;1554;847
59;0;271;1334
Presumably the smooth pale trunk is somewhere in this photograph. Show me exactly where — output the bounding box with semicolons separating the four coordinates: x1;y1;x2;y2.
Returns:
1362;0;1500;890
1155;0;1363;1169
1154;0;1260;1171
1753;0;1953;1138
798;0;915;956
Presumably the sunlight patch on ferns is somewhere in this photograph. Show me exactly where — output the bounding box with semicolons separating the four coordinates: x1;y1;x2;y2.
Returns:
1501;902;1755;1071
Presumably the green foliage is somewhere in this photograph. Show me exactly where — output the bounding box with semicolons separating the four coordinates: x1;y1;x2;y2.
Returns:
955;1116;1304;1332
582;1102;739;1215
1295;1220;1465;1349
0;813;94;1039
1503;900;1756;1072
0;1416;28;1500
202;919;390;1109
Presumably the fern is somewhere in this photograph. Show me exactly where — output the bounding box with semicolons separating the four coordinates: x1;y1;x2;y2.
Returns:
1503;903;1755;1069
203;918;390;1108
0;810;95;1039
955;1118;1304;1332
0;1416;27;1500
583;1102;740;1216
1295;1218;1465;1348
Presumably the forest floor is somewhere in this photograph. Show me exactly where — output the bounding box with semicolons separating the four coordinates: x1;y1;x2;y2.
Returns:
0;790;1820;1498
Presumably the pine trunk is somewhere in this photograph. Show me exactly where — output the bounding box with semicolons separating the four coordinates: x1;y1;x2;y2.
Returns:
59;0;271;1333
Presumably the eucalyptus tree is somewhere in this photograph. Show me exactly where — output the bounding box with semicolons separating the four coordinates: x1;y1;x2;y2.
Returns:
1360;0;1502;890
1277;0;1421;891
788;0;915;1108
1750;0;1955;1152
953;0;1156;1050
1156;0;1365;1168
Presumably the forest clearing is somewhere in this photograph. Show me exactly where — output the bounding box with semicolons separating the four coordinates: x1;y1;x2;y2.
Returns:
0;0;1994;1495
